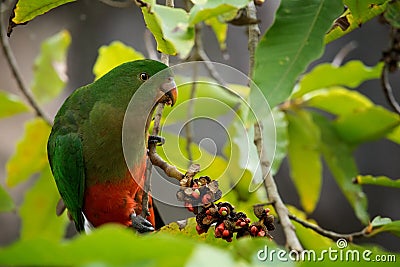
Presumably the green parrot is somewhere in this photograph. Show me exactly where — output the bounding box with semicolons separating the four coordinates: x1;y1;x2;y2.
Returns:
47;59;177;232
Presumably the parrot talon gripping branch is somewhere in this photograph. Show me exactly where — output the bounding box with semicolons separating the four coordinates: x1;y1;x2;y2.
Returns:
148;135;165;146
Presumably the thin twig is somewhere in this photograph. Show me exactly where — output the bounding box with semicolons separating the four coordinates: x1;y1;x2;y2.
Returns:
141;103;165;217
247;2;303;252
184;24;203;165
197;50;228;88
185;66;198;165
381;64;400;115
141;0;176;218
332;41;357;67
289;214;367;242
0;4;52;126
186;20;238;97
144;30;158;60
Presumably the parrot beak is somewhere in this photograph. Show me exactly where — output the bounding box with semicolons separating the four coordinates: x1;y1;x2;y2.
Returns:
159;77;177;107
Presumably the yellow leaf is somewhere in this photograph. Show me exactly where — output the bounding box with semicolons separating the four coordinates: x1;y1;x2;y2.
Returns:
6;118;51;187
93;41;144;80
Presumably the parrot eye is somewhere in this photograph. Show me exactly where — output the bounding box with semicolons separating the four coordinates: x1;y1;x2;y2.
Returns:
139;72;150;81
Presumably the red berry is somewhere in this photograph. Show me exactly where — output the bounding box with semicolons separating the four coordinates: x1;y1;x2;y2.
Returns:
222;229;230;238
206;209;211;215
192;183;199;189
250;225;258;235
240;221;247;227
265;208;270;214
216;223;225;232
219;207;228;216
245;218;251;224
215;229;222;238
185;203;194;212
258;230;266;237
207;215;213;220
196;224;205;235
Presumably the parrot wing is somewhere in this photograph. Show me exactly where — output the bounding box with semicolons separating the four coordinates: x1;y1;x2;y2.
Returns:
49;133;86;232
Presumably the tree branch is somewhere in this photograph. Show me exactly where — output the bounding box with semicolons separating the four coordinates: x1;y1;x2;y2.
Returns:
247;2;303;252
0;5;52;126
289;214;368;242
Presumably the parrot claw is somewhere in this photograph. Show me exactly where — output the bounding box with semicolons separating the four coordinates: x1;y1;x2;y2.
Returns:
148;135;165;146
131;213;154;233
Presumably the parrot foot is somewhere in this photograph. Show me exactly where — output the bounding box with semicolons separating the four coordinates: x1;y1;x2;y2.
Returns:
148;135;165;146
131;213;154;233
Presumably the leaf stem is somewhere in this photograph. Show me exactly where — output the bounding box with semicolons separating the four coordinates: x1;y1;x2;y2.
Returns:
289;214;368;242
0;5;52;126
248;1;303;252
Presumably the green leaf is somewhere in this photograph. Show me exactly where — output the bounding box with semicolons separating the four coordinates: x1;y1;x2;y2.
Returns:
354;175;400;189
224;119;262;190
93;41;144;80
343;0;388;25
369;216;400;238
19;166;68;241
305;87;373;116
293;61;384;98
159;218;228;246
6;118;51;187
0;91;29;119
312;112;369;224
325;3;388;43
270;108;288;175
334;106;400;144
253;0;343;108
185;244;238;267
0;185;15;212
142;5;194;58
31;30;71;103
385;0;400;28
229;120;260;177
0;226;194;266
11;0;76;24
371;216;393;227
189;0;250;25
387;125;400;144
205;17;228;51
286;109;322;214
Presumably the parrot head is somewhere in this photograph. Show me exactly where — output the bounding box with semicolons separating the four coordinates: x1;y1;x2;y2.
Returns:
95;59;177;109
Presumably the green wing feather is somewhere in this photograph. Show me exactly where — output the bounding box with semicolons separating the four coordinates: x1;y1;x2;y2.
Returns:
48;133;85;232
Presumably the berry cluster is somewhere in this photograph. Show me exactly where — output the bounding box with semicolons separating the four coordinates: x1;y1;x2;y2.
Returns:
176;168;275;242
195;202;275;242
176;175;222;214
